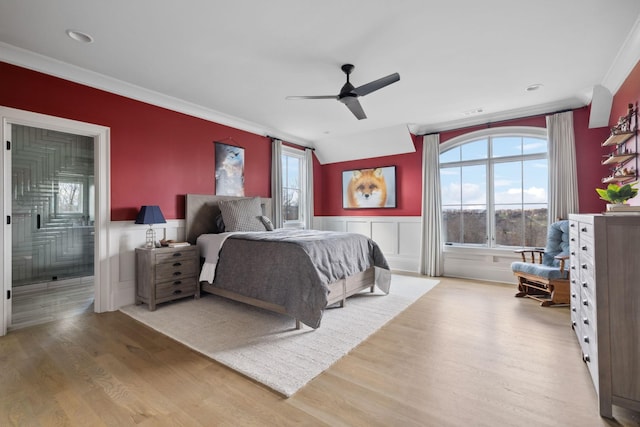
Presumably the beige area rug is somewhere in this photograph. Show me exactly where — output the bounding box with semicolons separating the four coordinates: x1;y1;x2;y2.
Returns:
119;274;439;397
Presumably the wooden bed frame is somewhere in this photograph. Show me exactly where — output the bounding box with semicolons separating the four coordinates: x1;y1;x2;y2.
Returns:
184;194;376;328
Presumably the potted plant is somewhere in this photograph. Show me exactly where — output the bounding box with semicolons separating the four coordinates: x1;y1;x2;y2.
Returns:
596;182;638;209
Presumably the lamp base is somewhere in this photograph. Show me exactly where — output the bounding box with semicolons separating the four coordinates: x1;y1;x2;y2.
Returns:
145;227;156;248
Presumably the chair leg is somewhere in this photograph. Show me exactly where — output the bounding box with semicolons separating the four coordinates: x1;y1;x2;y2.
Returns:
515;278;528;298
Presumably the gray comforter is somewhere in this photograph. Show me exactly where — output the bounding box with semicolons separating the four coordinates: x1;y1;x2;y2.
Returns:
213;229;391;328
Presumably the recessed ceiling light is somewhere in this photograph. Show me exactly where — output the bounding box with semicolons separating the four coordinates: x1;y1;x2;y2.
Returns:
525;83;543;92
66;29;94;43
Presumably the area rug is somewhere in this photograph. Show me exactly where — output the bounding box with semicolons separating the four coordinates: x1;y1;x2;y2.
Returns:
119;274;439;397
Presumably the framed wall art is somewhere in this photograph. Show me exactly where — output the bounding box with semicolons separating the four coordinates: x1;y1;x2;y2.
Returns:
342;166;396;209
215;142;245;196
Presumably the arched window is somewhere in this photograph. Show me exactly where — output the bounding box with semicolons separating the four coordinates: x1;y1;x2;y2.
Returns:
439;127;548;248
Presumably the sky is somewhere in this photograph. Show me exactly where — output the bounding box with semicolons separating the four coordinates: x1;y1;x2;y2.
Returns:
440;136;548;210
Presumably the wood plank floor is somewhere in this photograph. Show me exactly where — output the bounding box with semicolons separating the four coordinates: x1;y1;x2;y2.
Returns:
1;277;639;426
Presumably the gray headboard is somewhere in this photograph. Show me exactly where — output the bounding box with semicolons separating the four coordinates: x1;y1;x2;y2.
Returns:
185;194;273;244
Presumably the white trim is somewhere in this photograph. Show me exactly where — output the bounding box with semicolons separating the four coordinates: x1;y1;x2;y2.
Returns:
439;126;547;150
0;42;308;147
0;107;111;336
602;14;640;95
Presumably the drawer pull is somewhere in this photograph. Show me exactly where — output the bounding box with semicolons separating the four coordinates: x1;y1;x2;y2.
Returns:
572;307;576;312
570;237;576;242
582;282;588;288
572;321;577;327
173;280;182;285
173;289;182;295
583;355;590;363
571;292;576;298
581;246;587;251
583;318;589;325
570;223;575;228
570;251;575;256
172;252;182;257
581;227;587;232
582;299;588;306
581;264;587;269
173;271;182;276
583;336;589;343
173;262;182;267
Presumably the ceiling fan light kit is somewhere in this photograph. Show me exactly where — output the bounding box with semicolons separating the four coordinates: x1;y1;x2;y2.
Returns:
286;64;400;120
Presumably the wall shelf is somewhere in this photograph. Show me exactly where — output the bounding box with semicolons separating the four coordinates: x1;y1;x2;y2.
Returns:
601;131;634;147
601;153;636;165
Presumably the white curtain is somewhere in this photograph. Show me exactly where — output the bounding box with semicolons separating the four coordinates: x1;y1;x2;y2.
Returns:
270;139;283;228
546;111;579;221
304;148;315;229
420;134;444;276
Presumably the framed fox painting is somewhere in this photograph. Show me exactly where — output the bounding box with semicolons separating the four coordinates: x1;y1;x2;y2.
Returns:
342;166;396;209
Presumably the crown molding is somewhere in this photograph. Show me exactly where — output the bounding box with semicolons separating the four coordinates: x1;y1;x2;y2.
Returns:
601;15;640;95
0;42;308;145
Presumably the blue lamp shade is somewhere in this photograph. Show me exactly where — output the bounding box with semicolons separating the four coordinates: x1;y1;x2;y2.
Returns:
135;205;166;248
135;205;166;225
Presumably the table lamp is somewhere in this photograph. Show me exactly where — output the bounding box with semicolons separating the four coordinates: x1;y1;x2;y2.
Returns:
135;205;166;248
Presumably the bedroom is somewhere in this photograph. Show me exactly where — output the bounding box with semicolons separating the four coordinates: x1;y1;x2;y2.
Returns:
1;0;640;424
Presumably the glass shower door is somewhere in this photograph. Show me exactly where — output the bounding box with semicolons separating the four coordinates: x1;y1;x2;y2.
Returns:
11;124;95;287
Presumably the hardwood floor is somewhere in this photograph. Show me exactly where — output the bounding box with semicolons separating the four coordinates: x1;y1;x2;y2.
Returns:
10;276;94;330
1;277;639;426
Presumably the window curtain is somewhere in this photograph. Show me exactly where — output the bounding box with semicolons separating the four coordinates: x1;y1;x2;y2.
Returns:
304;148;315;229
546;111;579;221
420;134;444;276
270;138;283;228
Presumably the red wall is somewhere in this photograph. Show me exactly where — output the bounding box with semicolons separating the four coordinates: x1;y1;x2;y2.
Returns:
0;61;271;221
315;108;611;216
314;134;423;216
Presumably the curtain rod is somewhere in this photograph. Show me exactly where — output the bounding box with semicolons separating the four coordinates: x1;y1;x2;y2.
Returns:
266;135;315;151
418;106;586;136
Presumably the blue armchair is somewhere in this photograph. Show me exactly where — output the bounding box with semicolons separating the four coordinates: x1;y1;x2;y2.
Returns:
511;220;570;306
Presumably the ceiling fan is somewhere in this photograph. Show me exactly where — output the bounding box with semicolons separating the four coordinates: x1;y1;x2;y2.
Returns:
286;64;400;120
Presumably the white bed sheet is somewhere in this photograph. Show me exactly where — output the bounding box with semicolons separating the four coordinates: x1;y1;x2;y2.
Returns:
196;232;236;283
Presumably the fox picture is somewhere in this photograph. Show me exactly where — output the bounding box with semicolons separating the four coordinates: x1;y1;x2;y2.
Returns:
346;168;388;208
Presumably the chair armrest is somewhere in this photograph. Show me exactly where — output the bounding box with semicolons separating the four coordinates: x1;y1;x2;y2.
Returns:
514;248;545;263
555;255;570;278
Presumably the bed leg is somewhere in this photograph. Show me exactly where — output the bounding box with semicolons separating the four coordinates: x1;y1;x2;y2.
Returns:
370;285;375;293
295;319;301;330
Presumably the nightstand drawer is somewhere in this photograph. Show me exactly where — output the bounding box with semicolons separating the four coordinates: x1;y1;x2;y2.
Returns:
155;258;197;280
156;277;197;300
155;248;196;263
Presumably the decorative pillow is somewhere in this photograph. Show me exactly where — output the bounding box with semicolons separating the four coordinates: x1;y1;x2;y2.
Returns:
218;197;266;232
260;215;274;231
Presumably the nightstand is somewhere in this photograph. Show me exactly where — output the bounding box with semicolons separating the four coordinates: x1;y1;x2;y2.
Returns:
135;245;199;310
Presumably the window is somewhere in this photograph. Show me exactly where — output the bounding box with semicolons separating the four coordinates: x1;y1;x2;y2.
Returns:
439;128;548;248
281;146;307;227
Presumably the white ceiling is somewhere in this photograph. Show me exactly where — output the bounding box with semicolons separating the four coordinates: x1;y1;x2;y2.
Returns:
1;0;640;163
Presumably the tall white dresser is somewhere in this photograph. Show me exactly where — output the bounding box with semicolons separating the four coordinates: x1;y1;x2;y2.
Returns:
568;213;640;418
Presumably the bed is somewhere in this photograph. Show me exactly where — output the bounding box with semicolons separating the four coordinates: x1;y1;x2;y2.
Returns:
185;194;391;329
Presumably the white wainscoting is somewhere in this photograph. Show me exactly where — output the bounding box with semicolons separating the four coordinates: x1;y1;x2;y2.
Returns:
109;220;186;309
313;216;422;273
314;216;520;285
109;217;519;310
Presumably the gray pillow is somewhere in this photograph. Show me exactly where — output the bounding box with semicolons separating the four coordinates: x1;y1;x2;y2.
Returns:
218;197;266;232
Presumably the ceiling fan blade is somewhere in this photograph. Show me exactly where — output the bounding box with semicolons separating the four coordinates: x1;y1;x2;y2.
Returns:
352;72;400;97
285;95;338;100
341;96;367;120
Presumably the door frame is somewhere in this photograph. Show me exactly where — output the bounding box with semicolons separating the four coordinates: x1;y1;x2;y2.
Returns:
1;107;111;336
